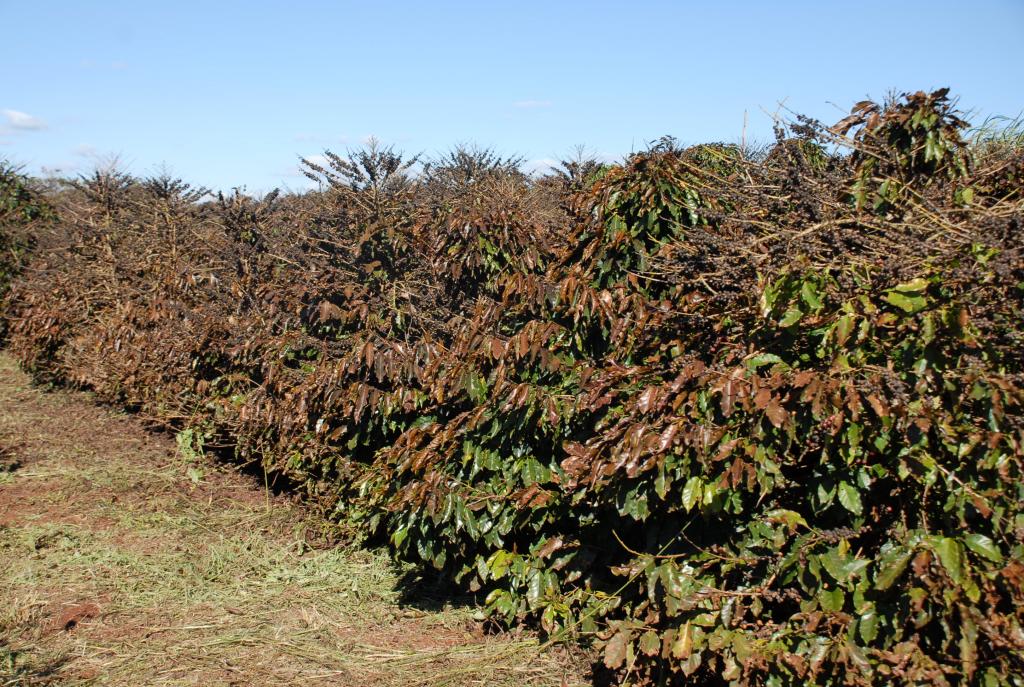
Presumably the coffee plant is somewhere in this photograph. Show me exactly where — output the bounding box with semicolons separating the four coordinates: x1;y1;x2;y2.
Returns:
3;90;1022;686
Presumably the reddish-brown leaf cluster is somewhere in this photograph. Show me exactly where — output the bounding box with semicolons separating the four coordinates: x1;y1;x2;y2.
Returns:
3;91;1023;686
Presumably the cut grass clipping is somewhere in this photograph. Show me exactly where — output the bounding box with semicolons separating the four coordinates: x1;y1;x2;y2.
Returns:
0;354;586;686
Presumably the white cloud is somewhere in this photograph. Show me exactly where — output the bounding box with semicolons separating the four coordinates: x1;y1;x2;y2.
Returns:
513;100;552;109
525;158;559;175
73;144;99;158
3;109;47;130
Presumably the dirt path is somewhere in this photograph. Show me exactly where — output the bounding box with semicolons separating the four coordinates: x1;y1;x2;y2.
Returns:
0;354;586;686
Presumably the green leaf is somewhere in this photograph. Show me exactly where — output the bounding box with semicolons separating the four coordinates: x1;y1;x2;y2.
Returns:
620;487;650;521
884;290;927;313
465;369;488;403
778;308;802;327
526;570;544;607
764;509;807;532
654;469;668;500
892;278;930;293
819;587;844;612
487;550;513;579
933;537;965;584
859;609;879;643
820;548;870;584
521;458;549;485
638;630;661;656
819;550;847;582
801;281;823;311
875;547;912;590
760;280;781;315
964;533;1003;563
746;353;783;370
671;622;692;659
682;477;702;512
838;482;863;516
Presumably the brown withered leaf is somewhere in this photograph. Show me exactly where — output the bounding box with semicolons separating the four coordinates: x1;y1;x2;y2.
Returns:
560;443;590;479
754;388;773;410
866;394;890;418
792;370;815;388
317;300;343;322
783;652;808;677
765;399;788;428
727;457;746;487
912;550;933;581
830;113;865;136
846;385;863;421
637;386;659;414
535;536;564;559
681;360;706;382
971;495;993;518
658;424;678;452
490;337;505;359
604;631;628;669
719;377;738;417
546;397;559;425
714;438;740;463
515;484;551;508
852;99;878;114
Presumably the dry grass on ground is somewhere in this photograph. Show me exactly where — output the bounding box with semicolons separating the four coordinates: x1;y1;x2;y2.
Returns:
0;354;588;686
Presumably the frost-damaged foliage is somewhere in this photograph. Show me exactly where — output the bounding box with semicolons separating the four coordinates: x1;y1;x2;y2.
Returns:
0;161;49;339
832;89;971;214
4;90;1024;686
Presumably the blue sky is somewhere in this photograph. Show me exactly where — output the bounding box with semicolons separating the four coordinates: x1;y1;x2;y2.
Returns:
2;0;1022;192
